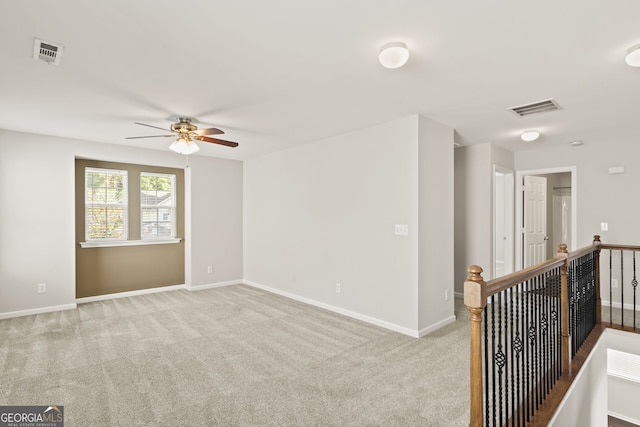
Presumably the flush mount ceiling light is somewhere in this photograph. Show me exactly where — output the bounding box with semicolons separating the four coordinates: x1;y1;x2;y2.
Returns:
570;140;584;146
379;42;409;69
520;130;540;142
625;43;640;67
169;134;200;155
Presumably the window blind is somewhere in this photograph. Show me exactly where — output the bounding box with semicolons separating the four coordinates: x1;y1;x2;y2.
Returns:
85;167;128;241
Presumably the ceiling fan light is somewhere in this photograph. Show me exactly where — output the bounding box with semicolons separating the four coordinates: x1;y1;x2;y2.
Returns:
625;43;640;67
520;130;540;142
170;136;200;154
379;42;409;69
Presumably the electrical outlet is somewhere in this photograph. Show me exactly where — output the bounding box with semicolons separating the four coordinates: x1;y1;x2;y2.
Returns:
612;279;618;288
336;283;341;294
37;283;46;294
445;289;450;301
394;224;409;236
207;266;213;274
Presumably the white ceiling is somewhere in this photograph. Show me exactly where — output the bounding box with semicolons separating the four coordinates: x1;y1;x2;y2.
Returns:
1;0;640;160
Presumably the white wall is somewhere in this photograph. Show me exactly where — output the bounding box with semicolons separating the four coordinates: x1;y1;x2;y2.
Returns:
515;138;640;247
607;331;640;424
548;331;609;427
454;143;514;291
187;155;243;288
244;115;454;335
609;376;640;424
418;116;455;330
0;129;243;316
454;144;491;291
550;329;640;426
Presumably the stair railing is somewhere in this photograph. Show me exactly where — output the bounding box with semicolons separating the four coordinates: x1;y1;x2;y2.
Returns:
465;237;603;426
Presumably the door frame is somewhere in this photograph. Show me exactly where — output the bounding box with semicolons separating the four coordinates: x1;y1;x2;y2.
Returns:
493;165;514;279
515;166;577;271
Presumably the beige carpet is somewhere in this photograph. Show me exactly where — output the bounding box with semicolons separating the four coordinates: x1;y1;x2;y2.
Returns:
0;285;470;426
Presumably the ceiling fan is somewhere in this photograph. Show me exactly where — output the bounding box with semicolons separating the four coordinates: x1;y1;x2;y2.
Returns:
126;117;238;154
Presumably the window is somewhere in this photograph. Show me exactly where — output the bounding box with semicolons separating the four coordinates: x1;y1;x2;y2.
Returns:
85;167;128;240
140;172;176;239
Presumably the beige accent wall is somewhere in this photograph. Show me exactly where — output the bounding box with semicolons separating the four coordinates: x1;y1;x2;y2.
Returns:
75;159;185;298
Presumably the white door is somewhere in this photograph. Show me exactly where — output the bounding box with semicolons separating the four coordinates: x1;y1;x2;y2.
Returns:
523;175;547;267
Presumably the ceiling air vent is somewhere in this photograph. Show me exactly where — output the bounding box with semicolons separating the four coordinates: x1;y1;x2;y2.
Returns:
33;38;64;65
508;99;561;117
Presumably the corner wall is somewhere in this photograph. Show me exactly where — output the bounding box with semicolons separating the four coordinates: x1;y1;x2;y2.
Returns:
418;116;455;331
0;129;243;317
454;143;514;292
243;115;455;336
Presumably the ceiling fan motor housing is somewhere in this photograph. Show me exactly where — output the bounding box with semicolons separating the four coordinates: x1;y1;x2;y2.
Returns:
171;118;197;133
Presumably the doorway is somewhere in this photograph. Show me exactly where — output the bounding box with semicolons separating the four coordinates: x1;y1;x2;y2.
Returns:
515;167;577;271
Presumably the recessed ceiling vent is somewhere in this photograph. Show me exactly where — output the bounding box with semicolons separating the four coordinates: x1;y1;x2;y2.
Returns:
33;38;64;65
508;99;561;117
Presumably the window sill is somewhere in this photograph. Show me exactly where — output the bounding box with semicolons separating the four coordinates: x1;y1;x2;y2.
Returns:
79;238;182;248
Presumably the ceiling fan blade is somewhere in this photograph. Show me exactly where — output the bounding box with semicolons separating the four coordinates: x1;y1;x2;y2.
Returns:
195;127;224;136
194;135;239;147
134;122;173;133
125;135;175;139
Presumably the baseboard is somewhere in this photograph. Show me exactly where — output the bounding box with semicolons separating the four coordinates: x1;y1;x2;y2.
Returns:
187;279;243;291
0;303;77;320
418;315;457;337
244;280;424;338
608;410;640;426
601;299;639;311
76;284;186;304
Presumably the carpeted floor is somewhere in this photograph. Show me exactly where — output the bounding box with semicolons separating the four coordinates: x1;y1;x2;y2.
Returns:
0;285;470;426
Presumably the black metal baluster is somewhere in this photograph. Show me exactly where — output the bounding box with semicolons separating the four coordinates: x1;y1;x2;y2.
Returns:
578;258;583;348
590;253;596;330
507;286;516;426
515;281;523;426
522;280;533;422
538;273;544;402
610;250;613;325
568;260;573;358
551;269;561;385
552;269;556;380
544;270;550;396
509;285;516;427
633;252;638;332
558;264;563;376
621;250;624;328
531;277;540;411
491;295;497;426
497;292;504;427
504;289;510;425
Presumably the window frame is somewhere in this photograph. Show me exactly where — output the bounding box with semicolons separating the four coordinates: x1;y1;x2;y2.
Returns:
140;171;177;240
84;167;129;242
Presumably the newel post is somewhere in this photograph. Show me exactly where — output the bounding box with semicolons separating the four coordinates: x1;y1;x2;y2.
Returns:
556;244;570;374
593;235;602;324
465;265;487;427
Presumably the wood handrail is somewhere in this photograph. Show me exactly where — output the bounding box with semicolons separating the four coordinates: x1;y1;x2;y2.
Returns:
465;236;604;426
600;243;640;251
566;243;599;262
485;258;565;297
